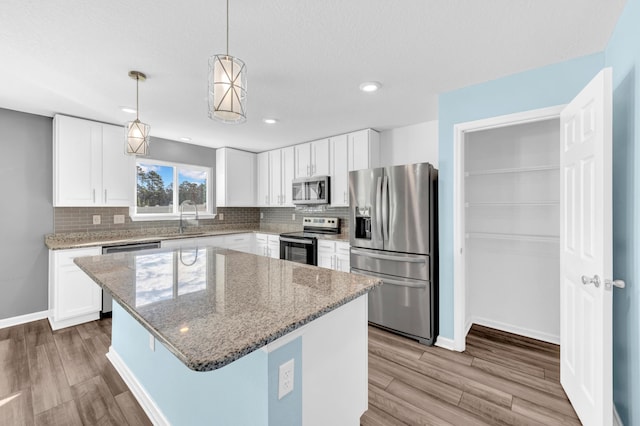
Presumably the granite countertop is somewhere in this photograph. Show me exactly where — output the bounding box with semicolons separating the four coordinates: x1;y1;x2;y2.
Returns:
45;227;349;250
74;247;380;372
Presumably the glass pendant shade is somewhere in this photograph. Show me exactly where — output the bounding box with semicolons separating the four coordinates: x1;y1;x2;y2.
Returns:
125;118;150;155
208;54;247;123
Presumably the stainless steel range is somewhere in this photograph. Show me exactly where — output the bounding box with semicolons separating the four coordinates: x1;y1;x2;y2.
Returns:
280;217;340;265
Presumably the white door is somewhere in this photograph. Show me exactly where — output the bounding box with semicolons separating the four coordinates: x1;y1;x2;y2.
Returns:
560;68;613;426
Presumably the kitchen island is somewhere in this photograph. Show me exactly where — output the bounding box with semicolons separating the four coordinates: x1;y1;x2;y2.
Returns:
74;246;380;426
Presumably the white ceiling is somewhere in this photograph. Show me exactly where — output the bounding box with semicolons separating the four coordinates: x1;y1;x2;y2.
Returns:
0;0;626;152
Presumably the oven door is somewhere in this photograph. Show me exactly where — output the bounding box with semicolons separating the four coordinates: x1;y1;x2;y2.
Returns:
280;237;317;265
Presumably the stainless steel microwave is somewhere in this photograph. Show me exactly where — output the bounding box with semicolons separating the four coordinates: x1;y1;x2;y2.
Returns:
292;176;330;205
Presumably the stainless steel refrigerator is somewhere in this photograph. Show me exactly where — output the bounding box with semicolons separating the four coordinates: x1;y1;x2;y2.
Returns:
349;162;438;345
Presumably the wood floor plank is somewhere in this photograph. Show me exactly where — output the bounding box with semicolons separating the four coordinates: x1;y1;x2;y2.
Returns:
115;391;153;426
27;342;74;415
545;368;560;382
75;321;103;340
0;323;25;341
467;334;560;372
368;384;455;426
0;389;34;426
34;400;83;426
368;333;424;360
459;392;545;426
71;376;127;426
360;404;408;426
82;333;128;396
53;329;98;386
370;341;513;408
471;357;567;398
369;353;463;405
512;396;581;425
0;337;31;398
470;325;560;355
463;343;547;378
368;364;394;389
24;320;54;347
386;380;491;426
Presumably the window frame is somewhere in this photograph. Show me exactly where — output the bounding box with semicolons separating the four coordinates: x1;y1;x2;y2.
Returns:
130;158;216;221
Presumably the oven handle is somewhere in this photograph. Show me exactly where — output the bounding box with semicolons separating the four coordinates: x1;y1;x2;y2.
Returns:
280;237;315;245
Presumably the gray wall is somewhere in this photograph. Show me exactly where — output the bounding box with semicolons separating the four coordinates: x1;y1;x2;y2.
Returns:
0;108;53;320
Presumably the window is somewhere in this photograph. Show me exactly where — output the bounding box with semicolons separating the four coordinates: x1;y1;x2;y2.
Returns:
135;159;213;218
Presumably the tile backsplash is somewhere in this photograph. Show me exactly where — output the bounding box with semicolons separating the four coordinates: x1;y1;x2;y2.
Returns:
53;207;260;233
53;206;349;234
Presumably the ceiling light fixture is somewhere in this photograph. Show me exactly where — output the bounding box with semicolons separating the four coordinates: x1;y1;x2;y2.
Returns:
208;0;247;124
125;71;151;155
263;118;277;124
359;81;382;93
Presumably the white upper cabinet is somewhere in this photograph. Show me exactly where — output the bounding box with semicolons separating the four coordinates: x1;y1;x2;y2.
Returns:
257;152;270;206
294;139;330;178
348;129;380;172
330;134;349;207
54;115;134;207
216;147;256;207
261;147;294;207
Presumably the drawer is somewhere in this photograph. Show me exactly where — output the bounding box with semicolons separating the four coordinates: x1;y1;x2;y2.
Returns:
267;235;280;244
224;234;251;244
335;242;350;254
317;240;336;251
255;233;268;243
55;247;101;267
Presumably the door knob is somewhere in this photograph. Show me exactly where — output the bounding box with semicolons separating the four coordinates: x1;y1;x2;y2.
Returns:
581;275;601;288
605;279;625;290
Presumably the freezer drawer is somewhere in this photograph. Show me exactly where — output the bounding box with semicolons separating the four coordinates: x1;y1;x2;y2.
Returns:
350;247;429;281
352;267;434;344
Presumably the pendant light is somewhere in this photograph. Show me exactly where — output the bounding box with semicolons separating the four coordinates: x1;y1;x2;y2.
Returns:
125;71;151;155
208;0;247;124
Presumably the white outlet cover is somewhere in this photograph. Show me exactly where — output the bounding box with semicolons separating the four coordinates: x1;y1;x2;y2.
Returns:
92;215;101;225
292;213;296;221
260;212;264;219
113;214;125;224
219;213;224;221
278;359;294;399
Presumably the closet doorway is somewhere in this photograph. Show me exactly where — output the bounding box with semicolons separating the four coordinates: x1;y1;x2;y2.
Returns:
453;106;565;351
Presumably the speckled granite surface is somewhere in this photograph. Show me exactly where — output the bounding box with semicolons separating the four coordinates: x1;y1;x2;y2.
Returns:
74;247;379;372
45;226;348;249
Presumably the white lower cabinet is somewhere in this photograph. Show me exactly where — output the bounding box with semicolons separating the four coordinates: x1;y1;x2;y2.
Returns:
49;247;102;330
317;240;350;272
255;233;280;258
161;234;254;254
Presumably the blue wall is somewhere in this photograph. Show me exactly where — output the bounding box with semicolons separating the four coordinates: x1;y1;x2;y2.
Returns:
111;303;302;425
606;0;640;423
437;53;605;339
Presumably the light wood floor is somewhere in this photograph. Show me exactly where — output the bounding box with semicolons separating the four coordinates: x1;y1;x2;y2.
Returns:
0;318;151;426
361;324;581;425
2;318;579;425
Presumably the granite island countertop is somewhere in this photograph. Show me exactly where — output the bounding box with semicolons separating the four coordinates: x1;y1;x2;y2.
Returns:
74;246;379;372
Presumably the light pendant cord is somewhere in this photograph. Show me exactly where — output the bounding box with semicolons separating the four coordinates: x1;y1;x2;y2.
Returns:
136;75;140;121
226;0;229;56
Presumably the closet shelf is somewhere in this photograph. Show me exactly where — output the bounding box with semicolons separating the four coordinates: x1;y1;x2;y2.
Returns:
465;201;560;207
466;232;560;243
465;165;559;177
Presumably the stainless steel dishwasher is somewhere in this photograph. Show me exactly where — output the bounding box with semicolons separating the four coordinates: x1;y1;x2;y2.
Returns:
101;241;161;316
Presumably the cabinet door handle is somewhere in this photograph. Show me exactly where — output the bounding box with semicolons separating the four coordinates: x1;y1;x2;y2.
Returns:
104;189;107;203
336;256;340;270
265;195;268;204
344;191;347;203
307;165;310;176
93;189;96;203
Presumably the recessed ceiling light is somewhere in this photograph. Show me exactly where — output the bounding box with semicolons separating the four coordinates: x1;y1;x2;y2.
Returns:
359;81;382;92
180;137;192;142
121;107;137;114
263;118;278;124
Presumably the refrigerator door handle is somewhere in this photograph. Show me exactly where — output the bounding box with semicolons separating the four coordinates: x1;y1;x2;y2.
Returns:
376;176;383;239
351;270;427;289
381;174;389;242
350;248;427;263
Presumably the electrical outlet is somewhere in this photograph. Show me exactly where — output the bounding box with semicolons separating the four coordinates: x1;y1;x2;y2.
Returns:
278;359;294;399
260;212;264;219
292;213;296;221
218;213;224;221
113;214;125;224
92;215;101;225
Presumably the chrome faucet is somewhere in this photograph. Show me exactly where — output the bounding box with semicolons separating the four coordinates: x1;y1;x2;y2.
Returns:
179;200;199;234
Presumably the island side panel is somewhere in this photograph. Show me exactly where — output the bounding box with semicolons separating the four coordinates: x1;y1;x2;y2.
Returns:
108;302;270;426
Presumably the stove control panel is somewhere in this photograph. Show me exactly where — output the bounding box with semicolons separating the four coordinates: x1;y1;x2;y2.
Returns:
302;217;340;229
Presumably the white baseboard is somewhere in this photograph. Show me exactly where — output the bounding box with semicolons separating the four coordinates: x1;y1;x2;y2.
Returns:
614;403;623;426
434;335;457;351
467;316;560;345
107;347;170;426
48;312;100;331
0;310;49;329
